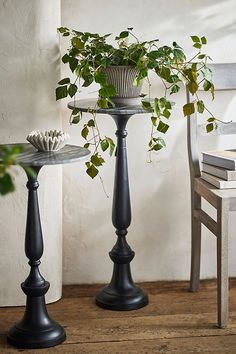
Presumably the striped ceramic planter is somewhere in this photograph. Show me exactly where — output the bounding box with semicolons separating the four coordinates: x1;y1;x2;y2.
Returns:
103;66;142;106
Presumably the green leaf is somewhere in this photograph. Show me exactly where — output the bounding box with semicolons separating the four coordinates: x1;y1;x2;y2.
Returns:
97;98;108;108
169;75;179;84
142;100;153;112
206;123;214;133
147;59;158;70
162;109;171;119
207;117;215;122
87;119;95;127
157;121;169;133
191;63;197;71
188;81;199;95
170;84;180;94
203;79;212;91
58;77;70;85
0;173;15;195
86;164;98;179
103;33;112;38
198;54;205;59
58;27;69;33
100;57;112;68
101;139;109;152
183;102;195;117
97;98;109;108
61;54;70;63
91;154;105;167
173;48;186;62
151;116;157;126
73;30;83;36
159;98;171;109
191;35;200;43
159;66;171;82
153;143;164;151
148;50;161;60
68;84;77;98
201;36;207;44
81;126;89;140
56;85;68;100
106;137;115;156
154;98;160;116
197;100;205;114
71;37;84;49
72;115;81;124
95;71;107;85
99;84;116;98
193;43;202;49
211;83;215;100
69;57;78;72
84;143;90;148
0;165;5;175
82;75;94;87
134;69;148;86
72;107;80;115
119;31;129;38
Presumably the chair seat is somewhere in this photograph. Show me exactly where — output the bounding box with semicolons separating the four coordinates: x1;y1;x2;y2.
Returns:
194;177;236;210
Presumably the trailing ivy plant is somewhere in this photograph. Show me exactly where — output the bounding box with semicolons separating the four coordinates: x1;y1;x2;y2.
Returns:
56;27;217;179
0;146;36;196
0;145;22;195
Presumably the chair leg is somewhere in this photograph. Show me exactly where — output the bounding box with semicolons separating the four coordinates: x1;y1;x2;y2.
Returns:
217;201;229;328
190;193;201;292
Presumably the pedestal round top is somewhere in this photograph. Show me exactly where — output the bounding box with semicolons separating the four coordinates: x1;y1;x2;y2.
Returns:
68;99;150;115
0;143;90;167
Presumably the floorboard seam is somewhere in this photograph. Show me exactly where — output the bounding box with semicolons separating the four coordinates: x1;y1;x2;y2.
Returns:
62;333;236;345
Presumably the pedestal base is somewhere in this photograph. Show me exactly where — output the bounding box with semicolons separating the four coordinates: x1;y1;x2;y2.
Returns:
7;321;66;349
96;284;148;311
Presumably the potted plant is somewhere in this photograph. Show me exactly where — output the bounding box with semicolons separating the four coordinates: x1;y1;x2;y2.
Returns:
56;27;216;178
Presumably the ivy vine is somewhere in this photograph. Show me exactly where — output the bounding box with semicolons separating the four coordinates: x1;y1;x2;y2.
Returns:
56;27;217;178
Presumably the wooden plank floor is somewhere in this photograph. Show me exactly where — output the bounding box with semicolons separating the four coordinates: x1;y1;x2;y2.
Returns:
1;279;236;353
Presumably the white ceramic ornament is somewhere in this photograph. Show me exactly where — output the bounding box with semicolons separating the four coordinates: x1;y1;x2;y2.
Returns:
26;130;70;152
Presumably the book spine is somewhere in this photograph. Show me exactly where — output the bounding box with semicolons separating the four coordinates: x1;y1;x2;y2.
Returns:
201;172;220;188
202;154;236;170
201;172;236;189
202;163;227;180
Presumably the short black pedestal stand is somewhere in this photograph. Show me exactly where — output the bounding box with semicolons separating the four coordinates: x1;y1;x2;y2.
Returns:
7;167;66;349
95;114;149;311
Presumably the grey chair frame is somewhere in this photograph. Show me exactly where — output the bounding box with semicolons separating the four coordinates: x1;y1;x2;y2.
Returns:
187;63;236;328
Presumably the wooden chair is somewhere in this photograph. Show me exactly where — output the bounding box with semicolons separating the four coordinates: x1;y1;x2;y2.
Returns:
187;63;236;328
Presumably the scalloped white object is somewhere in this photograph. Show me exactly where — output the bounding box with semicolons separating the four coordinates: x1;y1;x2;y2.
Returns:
26;130;70;151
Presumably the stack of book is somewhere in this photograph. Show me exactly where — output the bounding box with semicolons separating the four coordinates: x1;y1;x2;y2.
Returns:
201;150;236;189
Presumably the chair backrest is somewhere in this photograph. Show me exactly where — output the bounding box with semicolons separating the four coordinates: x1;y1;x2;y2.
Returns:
187;63;236;179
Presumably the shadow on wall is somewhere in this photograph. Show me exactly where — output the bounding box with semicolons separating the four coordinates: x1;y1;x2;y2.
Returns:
128;0;236;42
62;0;236;43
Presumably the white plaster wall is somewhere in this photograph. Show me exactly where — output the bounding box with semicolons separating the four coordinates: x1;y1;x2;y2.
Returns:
60;0;236;284
0;0;62;305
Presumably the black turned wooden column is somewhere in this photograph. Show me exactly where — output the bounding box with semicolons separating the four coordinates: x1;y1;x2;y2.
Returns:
7;166;66;349
95;114;148;310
